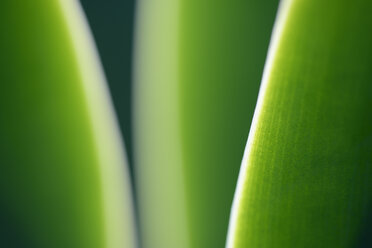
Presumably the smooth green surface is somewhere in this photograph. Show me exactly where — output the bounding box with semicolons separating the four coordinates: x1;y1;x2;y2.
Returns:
227;0;372;247
134;1;189;247
178;1;278;247
133;0;278;247
0;1;135;247
79;0;136;167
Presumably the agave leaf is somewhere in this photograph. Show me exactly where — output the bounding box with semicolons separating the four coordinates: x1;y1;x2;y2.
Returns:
0;1;136;247
227;0;372;247
133;0;278;247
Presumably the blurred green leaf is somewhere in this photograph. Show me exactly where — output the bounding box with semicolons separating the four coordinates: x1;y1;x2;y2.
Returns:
0;1;136;247
133;0;278;247
79;0;136;167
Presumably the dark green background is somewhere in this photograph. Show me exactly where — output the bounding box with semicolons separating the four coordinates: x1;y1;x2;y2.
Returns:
79;0;135;167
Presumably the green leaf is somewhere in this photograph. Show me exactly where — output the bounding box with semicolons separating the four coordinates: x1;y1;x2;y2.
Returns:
0;1;136;247
227;0;372;247
79;0;135;166
133;0;278;247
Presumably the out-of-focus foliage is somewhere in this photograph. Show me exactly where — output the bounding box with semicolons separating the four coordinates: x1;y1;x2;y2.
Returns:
0;1;136;247
133;0;278;247
79;0;135;167
2;0;371;247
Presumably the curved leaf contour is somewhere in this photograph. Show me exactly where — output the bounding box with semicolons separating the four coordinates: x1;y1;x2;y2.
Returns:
0;1;136;247
79;0;135;166
133;0;278;247
227;0;372;247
